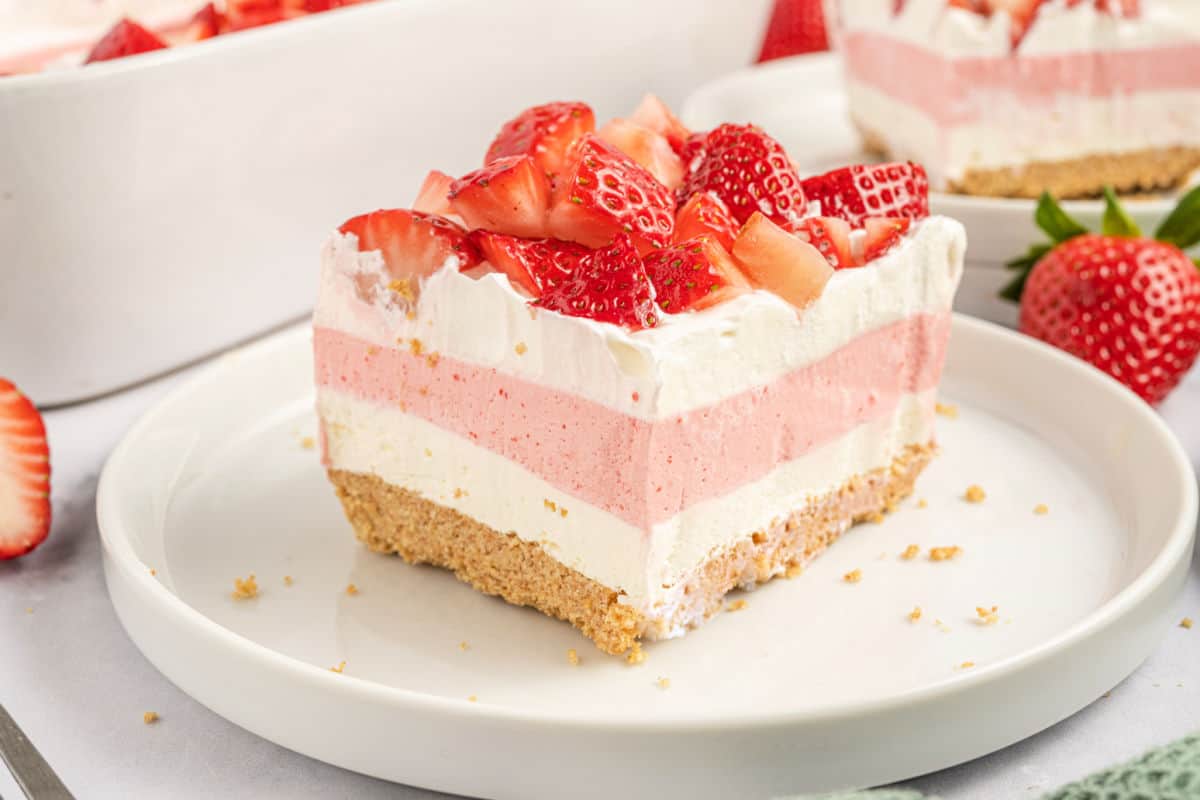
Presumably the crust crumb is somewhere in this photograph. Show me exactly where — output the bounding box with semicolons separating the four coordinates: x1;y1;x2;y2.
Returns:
908;606;922;622
345;583;359;596
388;278;415;302
409;338;423;356
543;499;557;512
864;511;885;524
727;599;748;612
514;341;528;355
976;605;1000;625
232;574;259;600
1182;617;1194;630
900;544;920;561
930;546;962;562
964;485;986;503
785;563;804;579
424;448;432;457
1034;503;1049;515
300;436;315;450
330;661;346;674
566;648;580;666
283;575;294;587
959;661;975;670
453;488;467;499
625;643;646;666
143;711;159;725
935;402;959;419
843;568;863;584
459;640;470;651
366;345;380;358
149;568;157;576
559;507;569;518
917;498;928;509
656;677;671;690
467;695;478;703
425;353;440;369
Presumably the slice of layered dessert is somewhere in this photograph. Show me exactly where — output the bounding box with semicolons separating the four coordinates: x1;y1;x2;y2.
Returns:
832;0;1200;198
314;96;965;655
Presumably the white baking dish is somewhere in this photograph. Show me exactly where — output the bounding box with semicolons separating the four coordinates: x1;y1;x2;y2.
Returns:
0;0;771;406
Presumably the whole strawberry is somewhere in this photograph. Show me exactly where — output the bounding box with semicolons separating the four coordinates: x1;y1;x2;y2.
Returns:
1003;187;1200;405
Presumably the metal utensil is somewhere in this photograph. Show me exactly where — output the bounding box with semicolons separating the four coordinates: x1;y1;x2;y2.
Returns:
0;704;74;800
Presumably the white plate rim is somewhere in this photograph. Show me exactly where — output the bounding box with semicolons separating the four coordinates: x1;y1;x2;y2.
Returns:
95;313;1199;734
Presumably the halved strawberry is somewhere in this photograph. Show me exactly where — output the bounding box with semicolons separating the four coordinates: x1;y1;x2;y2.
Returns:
791;216;854;269
223;0;290;30
677;132;708;172
861;217;912;262
472;232;587;297
85;19;168;63
413;170;455;217
680;123;806;226
484;102;595;182
732;212;833;309
535;234;658;329
629;94;691;153
673;191;738;251
339;209;481;279
800;162;929;227
643;236;750;313
183;3;223;40
596;119;685;191
449;156;551;239
0;379;50;561
547;135;675;254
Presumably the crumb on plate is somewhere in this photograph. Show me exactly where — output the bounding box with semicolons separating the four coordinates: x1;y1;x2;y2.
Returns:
1034;503;1049;515
345;583;359;596
959;661;975;670
976;605;999;625
964;485;986;503
843;568;862;584
143;711;159;725
300;436;315;450
567;648;580;666
900;544;920;561
1182;617;1194;630
917;498;928;509
283;575;294;587
908;606;922;622
330;661;346;674
656;677;670;690
929;546;962;562
514;342;528;355
468;695;478;702
626;643;646;666
232;574;259;600
935;402;958;418
727;599;748;612
459;641;470;651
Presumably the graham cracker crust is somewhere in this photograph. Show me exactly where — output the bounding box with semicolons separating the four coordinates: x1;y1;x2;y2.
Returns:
857;123;1200;199
327;442;934;656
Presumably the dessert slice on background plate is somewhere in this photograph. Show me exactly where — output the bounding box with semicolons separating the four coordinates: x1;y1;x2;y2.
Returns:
313;96;964;655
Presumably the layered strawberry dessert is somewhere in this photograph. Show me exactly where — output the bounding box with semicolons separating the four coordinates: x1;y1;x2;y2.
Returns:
834;0;1200;198
314;96;964;655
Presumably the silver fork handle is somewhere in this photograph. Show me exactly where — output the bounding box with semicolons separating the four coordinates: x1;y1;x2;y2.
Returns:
0;704;74;800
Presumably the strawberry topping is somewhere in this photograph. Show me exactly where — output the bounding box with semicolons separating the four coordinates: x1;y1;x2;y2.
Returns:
680;123;806;226
472;232;588;297
535;234;658;330
0;379;50;561
861;218;912;262
732;212;834;309
596;119;685;192
449;156;551;239
800;162;929;228
673;192;739;251
629;94;692;154
339;209;481;280
644;236;750;313
484;102;595;182
84;19;167;63
412;170;456;217
790;216;854;269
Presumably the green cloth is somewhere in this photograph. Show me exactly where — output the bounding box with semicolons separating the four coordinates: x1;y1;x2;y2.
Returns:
801;731;1200;800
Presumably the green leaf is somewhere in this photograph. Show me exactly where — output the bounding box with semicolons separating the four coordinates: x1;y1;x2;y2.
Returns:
999;269;1032;303
1034;191;1088;244
999;244;1053;304
1155;184;1200;250
1005;243;1052;271
1100;186;1142;238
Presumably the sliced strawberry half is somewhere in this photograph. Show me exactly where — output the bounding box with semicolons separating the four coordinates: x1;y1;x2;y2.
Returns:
412;170;456;217
673;191;738;251
629;94;691;153
547;135;675;254
535;233;658;330
800;161;929;227
0;379;50;561
472;232;587;297
339;209;481;280
680;123;806;226
643;236;750;313
183;3;224;40
732;212;833;309
449;156;551;239
677;131;708;172
861;217;912;262
85;19;168;63
596;119;685;192
790;216;855;269
484;101;595;182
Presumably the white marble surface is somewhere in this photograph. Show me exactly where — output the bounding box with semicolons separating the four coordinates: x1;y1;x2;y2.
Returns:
1;345;1197;800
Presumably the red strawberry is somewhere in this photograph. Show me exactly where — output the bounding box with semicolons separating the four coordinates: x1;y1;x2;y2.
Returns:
183;3;223;40
732;212;833;309
757;0;829;63
629;94;691;153
472;232;587;297
861;217;912;262
677;132;708;172
0;379;50;560
85;19;167;63
547;135;675;254
791;216;854;269
1004;189;1200;405
484;102;595;182
339;209;481;280
673;192;738;251
535;234;658;330
596;119;685;192
644;236;750;313
800;162;929;227
449;156;551;239
1066;0;1138;14
680;123;806;226
412;170;456;217
223;0;290;30
988;0;1046;46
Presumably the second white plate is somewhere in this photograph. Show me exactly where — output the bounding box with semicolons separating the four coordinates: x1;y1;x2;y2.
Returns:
97;317;1196;799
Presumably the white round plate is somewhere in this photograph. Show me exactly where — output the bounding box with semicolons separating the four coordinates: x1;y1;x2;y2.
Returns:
98;317;1196;799
681;53;1191;327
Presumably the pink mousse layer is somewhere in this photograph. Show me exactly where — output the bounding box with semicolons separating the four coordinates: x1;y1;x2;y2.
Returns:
843;31;1200;126
315;312;949;530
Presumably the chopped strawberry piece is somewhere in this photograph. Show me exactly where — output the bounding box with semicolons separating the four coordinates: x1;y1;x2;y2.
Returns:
449;156;551;239
677;131;708;172
673;192;738;251
547;135;675;254
629;94;691;153
644;236;750;313
791;216;855;269
223;0;290;30
85;19;168;63
861;217;912;262
412;170;456;217
989;0;1045;45
800;162;929;227
757;0;829;62
680;123;806;226
535;234;659;330
596;119;685;191
184;3;224;40
472;232;588;297
0;378;50;561
338;209;481;280
732;212;833;309
484;102;595;182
